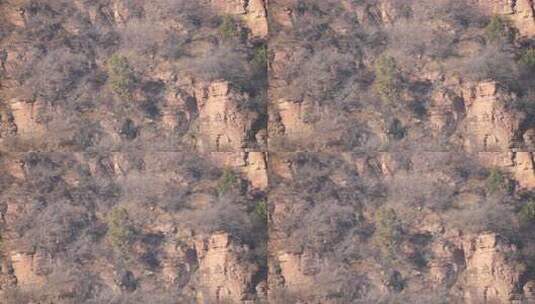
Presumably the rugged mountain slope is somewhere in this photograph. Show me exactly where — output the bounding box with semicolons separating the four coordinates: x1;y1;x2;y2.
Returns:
267;1;535;303
0;0;269;303
0;0;535;303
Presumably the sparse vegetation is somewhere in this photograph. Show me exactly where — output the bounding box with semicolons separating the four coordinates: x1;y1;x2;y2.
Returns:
519;201;535;225
107;207;136;252
374;55;403;103
187;45;249;90
2;0;535;302
485;15;514;43
107;54;136;99
217;168;239;195
120;118;138;140
252;44;268;70
374;207;403;257
387;118;406;140
458;46;518;86
218;15;242;40
486;168;511;194
519;49;535;72
254;200;268;222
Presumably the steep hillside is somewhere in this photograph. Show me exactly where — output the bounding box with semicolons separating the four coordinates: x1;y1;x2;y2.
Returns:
0;0;534;303
267;0;535;303
0;0;269;302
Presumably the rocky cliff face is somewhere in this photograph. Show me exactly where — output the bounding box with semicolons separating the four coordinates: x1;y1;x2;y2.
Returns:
0;0;270;301
195;81;265;152
267;151;535;303
476;0;535;37
194;233;260;303
210;0;268;38
461;81;523;151
461;233;523;303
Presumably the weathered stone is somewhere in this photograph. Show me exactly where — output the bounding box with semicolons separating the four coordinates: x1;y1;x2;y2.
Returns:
210;0;268;38
208;152;268;190
477;152;535;190
8;99;47;139
461;82;521;152
429;89;465;135
10;251;47;289
194;233;259;303
476;0;535;38
276;251;317;293
460;233;522;303
195;81;263;151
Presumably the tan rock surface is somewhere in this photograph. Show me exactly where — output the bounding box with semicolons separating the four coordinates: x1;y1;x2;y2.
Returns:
477;152;535;189
0;109;17;139
429;89;465;135
461;82;521;152
476;0;535;37
8;99;47;139
208;152;268;190
210;0;268;38
194;233;259;303
195;81;263;151
10;251;47;289
272;99;314;143
460;233;522;304
276;251;317;293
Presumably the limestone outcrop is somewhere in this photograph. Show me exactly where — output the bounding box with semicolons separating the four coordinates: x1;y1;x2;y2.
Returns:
478;152;535;189
209;152;268;190
210;0;268;38
195;81;265;152
461;81;522;152
273;251;318;294
194;233;260;303
428;232;528;303
460;233;524;303
429;88;465;136
7;99;46;139
476;0;535;37
9;250;48;289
